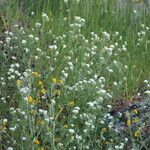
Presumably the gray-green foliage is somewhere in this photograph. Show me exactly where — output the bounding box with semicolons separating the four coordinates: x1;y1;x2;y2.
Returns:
0;0;150;149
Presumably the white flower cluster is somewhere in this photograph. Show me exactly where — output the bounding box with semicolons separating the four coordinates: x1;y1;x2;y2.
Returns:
144;79;150;95
70;16;85;30
137;24;149;43
42;12;49;21
7;63;21;80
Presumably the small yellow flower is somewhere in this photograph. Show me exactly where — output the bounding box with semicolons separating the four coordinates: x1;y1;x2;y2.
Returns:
132;109;138;115
38;147;44;150
38;80;43;86
28;96;34;103
41;88;46;94
63;124;68;128
52;78;57;83
28;96;38;105
127;119;131;126
69;101;75;107
52;78;63;84
55;89;61;96
134;130;140;137
33;139;40;145
36;119;45;125
57;79;63;84
16;80;22;86
32;72;40;77
101;128;107;132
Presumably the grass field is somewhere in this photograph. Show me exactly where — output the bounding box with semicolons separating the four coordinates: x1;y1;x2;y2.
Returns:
0;0;150;149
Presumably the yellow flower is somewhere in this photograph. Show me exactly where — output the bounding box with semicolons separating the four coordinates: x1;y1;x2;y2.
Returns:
28;96;34;103
134;130;140;137
69;101;75;107
28;96;38;105
52;78;63;84
132;109;138;115
55;89;61;96
16;80;22;86
57;79;63;84
36;119;45;125
41;88;46;94
33;139;40;145
38;80;43;86
63;124;68;128
52;78;57;83
32;72;40;77
38;147;44;150
101;128;107;132
127;119;131;126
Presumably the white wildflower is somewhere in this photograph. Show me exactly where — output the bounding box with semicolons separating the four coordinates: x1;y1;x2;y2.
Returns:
7;147;13;150
69;129;75;133
22;40;27;44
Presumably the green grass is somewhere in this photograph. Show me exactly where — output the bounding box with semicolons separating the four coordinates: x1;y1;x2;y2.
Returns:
0;0;150;149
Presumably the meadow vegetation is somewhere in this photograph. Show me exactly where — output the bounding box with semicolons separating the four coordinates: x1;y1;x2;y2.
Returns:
0;0;150;149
